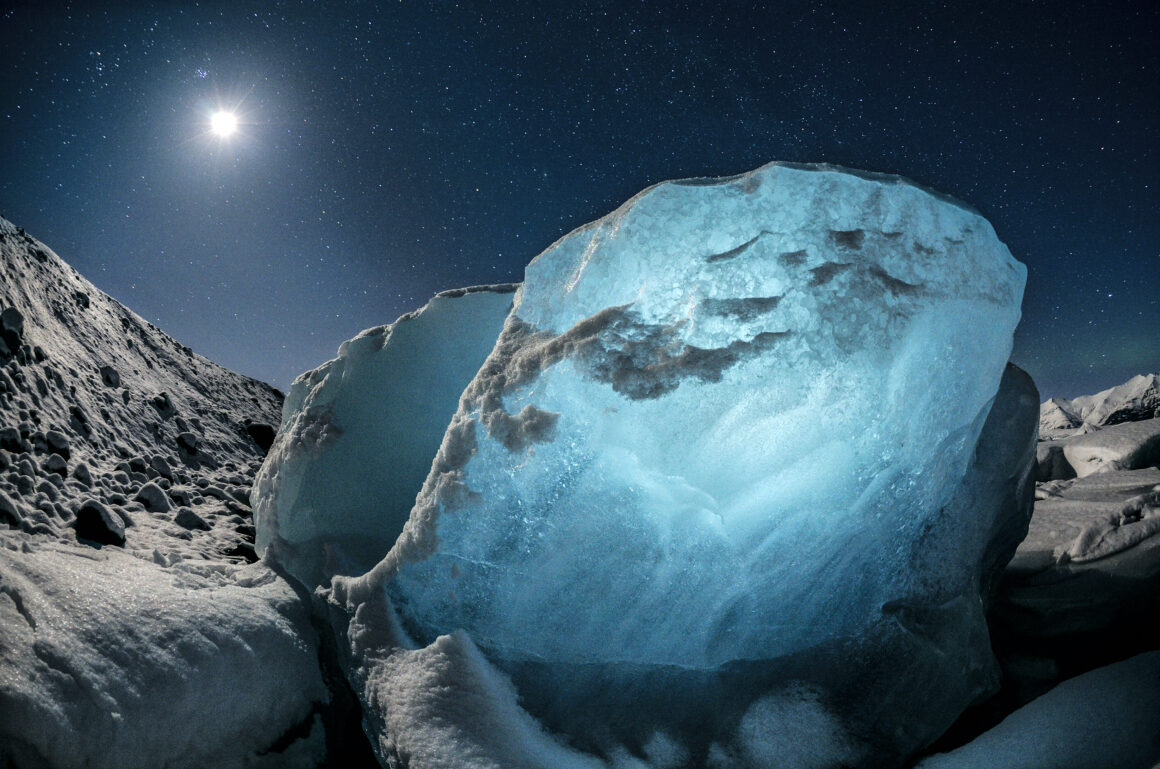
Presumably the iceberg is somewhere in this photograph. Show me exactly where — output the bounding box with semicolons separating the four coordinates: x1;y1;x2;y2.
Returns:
253;285;516;587
306;161;1033;764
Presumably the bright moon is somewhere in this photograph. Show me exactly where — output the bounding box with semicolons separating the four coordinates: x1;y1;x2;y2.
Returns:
210;111;238;137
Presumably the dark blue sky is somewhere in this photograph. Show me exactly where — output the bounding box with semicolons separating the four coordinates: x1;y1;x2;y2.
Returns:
2;1;1157;398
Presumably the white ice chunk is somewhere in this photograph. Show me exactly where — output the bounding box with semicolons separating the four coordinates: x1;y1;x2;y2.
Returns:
253;285;516;587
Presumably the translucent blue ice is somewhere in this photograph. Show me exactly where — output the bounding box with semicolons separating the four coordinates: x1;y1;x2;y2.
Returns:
376;162;1028;670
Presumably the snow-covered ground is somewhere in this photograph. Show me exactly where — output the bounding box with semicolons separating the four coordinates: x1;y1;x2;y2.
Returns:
0;217;361;767
2;185;1158;769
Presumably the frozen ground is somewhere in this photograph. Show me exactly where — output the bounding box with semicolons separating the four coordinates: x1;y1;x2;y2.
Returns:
0;217;364;767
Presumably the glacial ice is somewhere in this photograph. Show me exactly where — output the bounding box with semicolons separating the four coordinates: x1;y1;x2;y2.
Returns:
253;285;516;586
371;163;1026;667
321;162;1033;762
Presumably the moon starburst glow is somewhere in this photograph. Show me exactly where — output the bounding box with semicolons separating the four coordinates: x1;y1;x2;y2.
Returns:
210;110;238;137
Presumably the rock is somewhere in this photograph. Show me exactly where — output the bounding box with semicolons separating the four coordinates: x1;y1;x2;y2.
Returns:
71;462;93;487
44;429;70;459
224;541;259;563
152;392;176;419
174;507;211;531
0;427;29;454
42;454;67;478
176;431;199;453
0;490;22;526
319;162;1028;762
134;481;172;513
99;365;120;388
149;455;173;480
73;499;126;546
0;306;24;350
168;487;192;506
243;421;277;453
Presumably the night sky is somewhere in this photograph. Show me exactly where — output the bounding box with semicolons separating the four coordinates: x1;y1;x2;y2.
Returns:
1;1;1156;399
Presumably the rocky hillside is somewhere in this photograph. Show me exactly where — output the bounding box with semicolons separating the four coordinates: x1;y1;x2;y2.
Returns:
0;218;370;768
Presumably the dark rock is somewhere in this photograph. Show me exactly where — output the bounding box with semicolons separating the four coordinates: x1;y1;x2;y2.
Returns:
128;457;148;474
0;451;8;471
0;427;29;453
73;291;90;309
111;507;135;528
235;522;256;540
35;480;58;501
45;430;70;460
149;454;173;480
42;454;67;477
225;541;259;563
99;365;120;388
244;421;277;453
168;487;192;506
72;462;93;487
134;481;171;513
74;499;125;546
152;392;176;419
176;431;199;453
0;306;24;351
0;490;21;526
227;485;251;506
174;507;211;531
32;346;46;363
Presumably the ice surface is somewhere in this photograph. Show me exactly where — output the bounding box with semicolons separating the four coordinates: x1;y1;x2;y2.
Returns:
253;286;515;586
327;162;1032;762
373;162;1026;668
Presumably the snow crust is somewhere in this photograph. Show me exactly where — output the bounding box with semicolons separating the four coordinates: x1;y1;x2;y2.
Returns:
0;544;328;769
253;286;516;587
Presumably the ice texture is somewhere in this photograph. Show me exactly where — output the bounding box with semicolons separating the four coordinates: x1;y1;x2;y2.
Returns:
372;162;1026;669
325;162;1032;762
253;285;516;586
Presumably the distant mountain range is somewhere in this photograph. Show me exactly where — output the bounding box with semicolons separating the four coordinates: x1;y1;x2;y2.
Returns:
1040;373;1160;438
